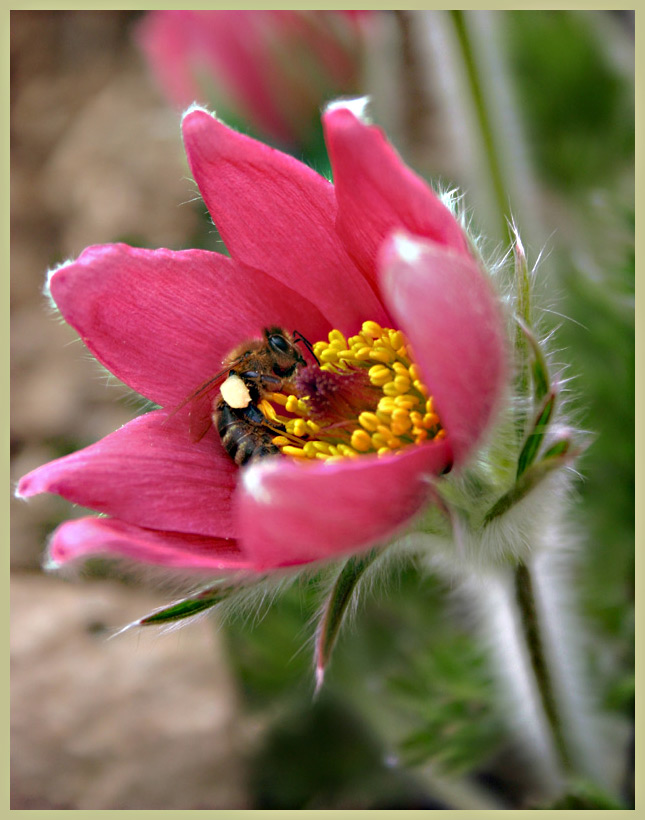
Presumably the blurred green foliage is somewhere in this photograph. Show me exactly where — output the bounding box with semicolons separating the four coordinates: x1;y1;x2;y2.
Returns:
388;638;503;773
225;565;512;806
507;11;633;190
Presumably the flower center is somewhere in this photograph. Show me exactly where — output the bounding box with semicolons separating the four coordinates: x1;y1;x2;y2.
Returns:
260;321;444;463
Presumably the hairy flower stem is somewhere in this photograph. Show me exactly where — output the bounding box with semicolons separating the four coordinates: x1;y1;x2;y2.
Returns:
514;559;573;778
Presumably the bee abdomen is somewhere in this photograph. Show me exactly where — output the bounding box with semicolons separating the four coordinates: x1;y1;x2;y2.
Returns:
215;399;281;466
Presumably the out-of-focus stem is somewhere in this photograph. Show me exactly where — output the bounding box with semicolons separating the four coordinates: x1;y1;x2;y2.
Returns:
450;10;511;244
393;10;428;153
514;560;573;776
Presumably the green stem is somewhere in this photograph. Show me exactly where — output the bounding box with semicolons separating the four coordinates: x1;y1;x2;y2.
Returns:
450;10;512;245
514;560;573;776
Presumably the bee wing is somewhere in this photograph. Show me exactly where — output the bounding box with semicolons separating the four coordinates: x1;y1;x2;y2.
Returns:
187;391;220;442
166;359;242;441
174;367;230;411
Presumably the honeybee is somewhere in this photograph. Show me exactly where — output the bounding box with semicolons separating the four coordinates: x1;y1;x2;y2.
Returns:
175;327;315;466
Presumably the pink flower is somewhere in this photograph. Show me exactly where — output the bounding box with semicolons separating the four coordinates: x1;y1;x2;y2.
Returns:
136;10;369;146
17;103;507;574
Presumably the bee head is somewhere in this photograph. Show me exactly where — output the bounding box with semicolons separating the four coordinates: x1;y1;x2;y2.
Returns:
264;327;305;376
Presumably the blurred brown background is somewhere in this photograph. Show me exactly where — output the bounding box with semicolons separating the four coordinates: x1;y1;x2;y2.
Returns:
10;11;252;809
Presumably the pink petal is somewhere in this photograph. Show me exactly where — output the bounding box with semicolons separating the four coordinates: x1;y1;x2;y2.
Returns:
379;231;508;464
47;517;250;571
47;244;330;408
136;11;200;109
181;108;390;334
235;439;452;569
323;106;471;286
17;410;238;538
190;11;298;143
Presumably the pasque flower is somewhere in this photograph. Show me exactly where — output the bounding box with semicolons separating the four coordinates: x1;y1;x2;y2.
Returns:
136;10;369;147
17;102;507;573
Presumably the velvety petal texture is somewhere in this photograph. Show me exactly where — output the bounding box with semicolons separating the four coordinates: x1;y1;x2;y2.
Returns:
182;108;390;334
323;105;472;285
18;411;238;538
379;231;507;464
47;244;330;407
22;103;508;576
236;439;452;568
48;517;248;571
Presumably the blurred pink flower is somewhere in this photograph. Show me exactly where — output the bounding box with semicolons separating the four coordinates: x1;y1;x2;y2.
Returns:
136;10;370;146
18;104;507;573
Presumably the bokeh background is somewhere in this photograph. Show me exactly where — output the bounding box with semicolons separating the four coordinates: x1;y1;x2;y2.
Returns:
10;10;634;810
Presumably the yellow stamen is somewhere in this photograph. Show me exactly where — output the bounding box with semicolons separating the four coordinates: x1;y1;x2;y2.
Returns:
358;411;380;432
351;429;373;452
257;399;278;421
282;445;308;459
362;320;383;338
265;324;444;462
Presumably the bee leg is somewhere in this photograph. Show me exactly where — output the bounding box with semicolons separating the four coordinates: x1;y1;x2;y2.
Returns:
240;372;283;395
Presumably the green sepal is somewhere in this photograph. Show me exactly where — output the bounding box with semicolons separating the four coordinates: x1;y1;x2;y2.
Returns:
314;549;381;693
541;436;571;460
516;389;556;479
515;317;550;403
483;443;577;526
136;582;240;627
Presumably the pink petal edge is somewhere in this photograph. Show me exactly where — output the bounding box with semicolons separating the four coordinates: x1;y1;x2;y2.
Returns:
47;243;331;408
17;410;239;538
323;105;471;285
235;438;452;569
47;517;251;571
181;107;390;334
379;231;508;464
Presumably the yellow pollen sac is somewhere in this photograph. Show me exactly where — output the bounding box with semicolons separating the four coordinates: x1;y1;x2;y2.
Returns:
368;364;391;386
393;374;411;393
350;429;373;452
369;347;396;365
282;445;308;459
362;320;383;339
265;323;444;463
292;418;308;437
358;411;380;432
388;330;405;350
382;381;400;397
328;329;347;347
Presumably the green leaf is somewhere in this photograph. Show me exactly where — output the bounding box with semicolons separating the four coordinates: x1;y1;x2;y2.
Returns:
389;637;504;774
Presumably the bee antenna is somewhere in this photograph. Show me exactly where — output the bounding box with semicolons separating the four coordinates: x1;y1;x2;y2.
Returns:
292;329;319;365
